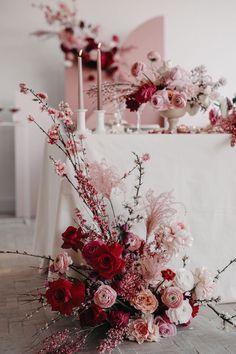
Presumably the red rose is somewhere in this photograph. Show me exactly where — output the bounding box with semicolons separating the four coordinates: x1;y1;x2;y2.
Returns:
45;279;85;315
82;240;103;264
84;242;125;279
161;269;176;281
62;226;86;251
135;83;156;104
190;301;200;318
126;96;141;112
80;304;107;327
108;310;130;328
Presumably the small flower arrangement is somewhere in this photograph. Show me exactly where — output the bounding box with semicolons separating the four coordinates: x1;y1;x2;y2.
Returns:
2;83;236;353
89;52;226;115
209;97;236;146
32;1;125;78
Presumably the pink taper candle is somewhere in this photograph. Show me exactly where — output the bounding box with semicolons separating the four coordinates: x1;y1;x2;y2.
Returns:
78;49;84;109
97;43;103;110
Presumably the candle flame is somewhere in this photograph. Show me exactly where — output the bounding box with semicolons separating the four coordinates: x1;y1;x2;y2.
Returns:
79;49;83;57
98;42;102;50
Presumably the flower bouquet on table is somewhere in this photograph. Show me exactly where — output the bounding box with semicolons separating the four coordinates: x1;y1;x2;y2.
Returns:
88;52;226;130
1;84;236;353
32;1;127;78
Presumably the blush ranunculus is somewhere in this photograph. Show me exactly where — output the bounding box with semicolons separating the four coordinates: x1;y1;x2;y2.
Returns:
86;242;125;280
108;310;130;328
161;286;183;309
155;316;177;337
161;269;176;281
127;315;160;344
93;285;117;309
171;92;187;109
50;252;72;275
166;300;192;325
131;289;158;314
80;304;107;327
45;279;85;315
151;90;170;110
61;226;86;251
135;83;157;104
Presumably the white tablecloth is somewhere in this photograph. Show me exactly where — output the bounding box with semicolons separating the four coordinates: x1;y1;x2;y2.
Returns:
34;134;236;302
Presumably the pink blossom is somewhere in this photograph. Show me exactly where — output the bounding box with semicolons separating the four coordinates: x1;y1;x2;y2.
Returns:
155;316;177;337
89;160;121;199
65;139;81;154
171;92;187;109
142;153;150;161
48;107;59;116
147;51;161;62
93;285;117;309
54;160;67;177
161;286;183;309
131;61;146;77
127;315;160;344
50;252;72;274
48;124;59;144
19;82;28;94
151;90;170;110
27;115;35;123
36;91;48;101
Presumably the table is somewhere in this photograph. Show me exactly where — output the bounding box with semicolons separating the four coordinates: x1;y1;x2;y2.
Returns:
34;134;236;302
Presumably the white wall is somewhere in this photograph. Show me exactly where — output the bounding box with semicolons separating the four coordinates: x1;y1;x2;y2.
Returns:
1;0;236;213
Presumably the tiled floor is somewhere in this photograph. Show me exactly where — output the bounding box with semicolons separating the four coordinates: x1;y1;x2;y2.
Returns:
1;220;236;354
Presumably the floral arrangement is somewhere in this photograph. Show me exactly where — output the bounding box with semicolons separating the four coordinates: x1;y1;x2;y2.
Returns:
32;1;127;79
209;96;236;146
89;52;226;114
2;83;236;353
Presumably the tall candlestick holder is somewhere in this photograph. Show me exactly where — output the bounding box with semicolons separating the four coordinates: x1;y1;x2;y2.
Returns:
77;109;87;133
95;110;106;134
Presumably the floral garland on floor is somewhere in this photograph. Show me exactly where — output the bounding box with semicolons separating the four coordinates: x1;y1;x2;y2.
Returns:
32;1;128;79
1;83;236;353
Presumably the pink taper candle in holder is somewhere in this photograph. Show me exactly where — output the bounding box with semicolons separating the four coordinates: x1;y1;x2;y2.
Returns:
77;49;87;133
95;43;106;133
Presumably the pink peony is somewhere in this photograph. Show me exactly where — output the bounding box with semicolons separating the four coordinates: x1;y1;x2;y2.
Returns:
155;316;177;337
50;252;72;275
161;286;183;309
131;289;158;314
127;315;160;344
54;160;67;177
162;222;193;256
48;124;59;144
124;232;142;252
151;90;170;110
108;310;130;328
171;92;187;109
93;285;117;309
193;267;215;300
135;84;157;104
131;61;146;77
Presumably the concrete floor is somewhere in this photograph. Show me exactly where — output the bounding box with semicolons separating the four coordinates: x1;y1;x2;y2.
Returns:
1;220;236;354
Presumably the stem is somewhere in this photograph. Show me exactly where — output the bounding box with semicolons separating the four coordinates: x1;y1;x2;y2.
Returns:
214;257;236;281
207;304;236;327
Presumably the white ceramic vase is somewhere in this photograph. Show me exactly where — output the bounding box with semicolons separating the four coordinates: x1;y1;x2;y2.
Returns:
159;107;187;130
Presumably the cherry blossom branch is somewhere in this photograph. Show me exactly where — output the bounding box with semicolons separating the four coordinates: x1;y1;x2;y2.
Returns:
214;257;236;281
207;304;236;327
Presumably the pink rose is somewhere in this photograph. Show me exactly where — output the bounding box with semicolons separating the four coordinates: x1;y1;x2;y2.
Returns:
171;92;187;109
93;285;117;309
155;316;177;337
135;84;157;104
124;232;142;252
131;61;146;77
127;315;160;344
50;252;72;275
151;90;170;110
161;286;183;309
131;289;158;314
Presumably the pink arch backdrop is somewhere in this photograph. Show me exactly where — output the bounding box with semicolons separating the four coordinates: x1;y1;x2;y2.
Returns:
64;16;164;129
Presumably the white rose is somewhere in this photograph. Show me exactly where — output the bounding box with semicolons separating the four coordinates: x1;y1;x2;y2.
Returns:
174;268;194;292
166;300;192;325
